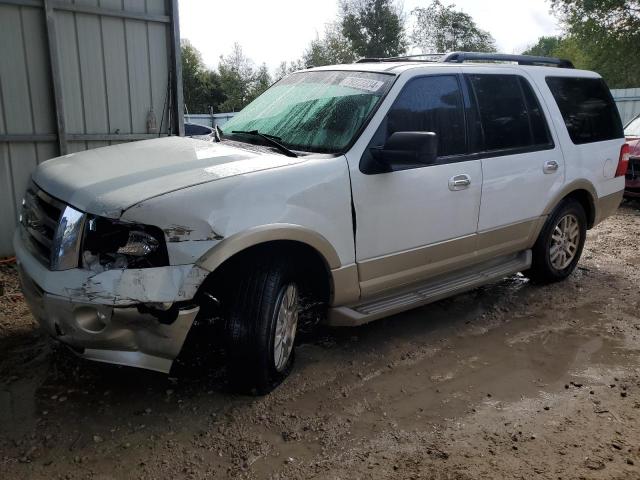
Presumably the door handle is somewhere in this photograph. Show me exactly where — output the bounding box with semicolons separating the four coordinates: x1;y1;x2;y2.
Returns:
543;160;559;174
449;174;471;191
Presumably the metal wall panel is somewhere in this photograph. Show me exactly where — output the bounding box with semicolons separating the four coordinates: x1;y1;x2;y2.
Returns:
0;0;182;256
612;88;640;126
0;3;54;255
102;7;134;134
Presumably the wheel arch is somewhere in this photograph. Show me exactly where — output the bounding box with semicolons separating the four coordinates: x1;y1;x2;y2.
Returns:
195;224;342;305
543;181;597;229
196;224;341;272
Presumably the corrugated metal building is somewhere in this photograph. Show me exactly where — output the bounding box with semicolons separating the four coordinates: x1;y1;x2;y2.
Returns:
612;88;640;125
0;0;183;256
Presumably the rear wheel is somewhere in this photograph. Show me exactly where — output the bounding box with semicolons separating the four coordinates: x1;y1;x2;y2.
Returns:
225;257;300;394
524;199;587;284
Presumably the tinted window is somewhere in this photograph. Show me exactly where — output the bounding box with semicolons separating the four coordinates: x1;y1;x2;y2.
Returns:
383;75;466;157
520;78;552;147
546;77;623;144
468;74;536;151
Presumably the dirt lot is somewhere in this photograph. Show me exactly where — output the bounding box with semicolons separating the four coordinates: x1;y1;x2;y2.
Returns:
1;204;640;480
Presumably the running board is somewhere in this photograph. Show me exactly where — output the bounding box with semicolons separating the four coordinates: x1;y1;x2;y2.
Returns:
327;250;531;327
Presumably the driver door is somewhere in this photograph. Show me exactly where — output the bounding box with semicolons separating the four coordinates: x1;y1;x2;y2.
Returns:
346;73;482;297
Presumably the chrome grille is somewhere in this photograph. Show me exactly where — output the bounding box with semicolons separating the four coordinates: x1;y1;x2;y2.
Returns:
20;183;85;270
20;185;63;265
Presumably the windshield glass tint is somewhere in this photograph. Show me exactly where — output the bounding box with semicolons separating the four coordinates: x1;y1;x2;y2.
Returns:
626;116;640;137
221;71;394;153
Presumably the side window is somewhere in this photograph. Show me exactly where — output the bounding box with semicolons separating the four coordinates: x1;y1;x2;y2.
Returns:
520;78;552;147
467;74;552;152
383;75;466;157
546;76;623;144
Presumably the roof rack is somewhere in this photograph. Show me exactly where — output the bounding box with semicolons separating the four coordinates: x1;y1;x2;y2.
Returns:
355;53;444;63
442;52;574;68
355;51;574;69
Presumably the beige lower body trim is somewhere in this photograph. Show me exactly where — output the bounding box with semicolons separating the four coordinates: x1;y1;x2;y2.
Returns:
330;190;622;309
330;264;360;306
355;218;541;299
594;190;623;226
542;179;597;216
358;235;476;298
328;250;531;326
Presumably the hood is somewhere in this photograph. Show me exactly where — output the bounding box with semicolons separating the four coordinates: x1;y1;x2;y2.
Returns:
628;137;640;158
33;137;304;217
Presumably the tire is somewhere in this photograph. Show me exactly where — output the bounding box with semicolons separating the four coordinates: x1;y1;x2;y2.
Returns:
225;257;300;395
524;198;587;284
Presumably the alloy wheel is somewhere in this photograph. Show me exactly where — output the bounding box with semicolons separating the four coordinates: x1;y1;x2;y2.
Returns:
273;283;298;372
549;213;580;270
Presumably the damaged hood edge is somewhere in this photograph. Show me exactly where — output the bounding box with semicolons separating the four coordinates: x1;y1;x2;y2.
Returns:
32;136;306;218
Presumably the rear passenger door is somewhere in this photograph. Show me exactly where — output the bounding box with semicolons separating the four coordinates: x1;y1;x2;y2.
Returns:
465;70;564;253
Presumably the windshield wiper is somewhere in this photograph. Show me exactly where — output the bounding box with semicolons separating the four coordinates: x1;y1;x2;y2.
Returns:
231;130;297;158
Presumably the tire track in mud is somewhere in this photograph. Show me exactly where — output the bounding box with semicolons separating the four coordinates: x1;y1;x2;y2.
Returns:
1;205;640;479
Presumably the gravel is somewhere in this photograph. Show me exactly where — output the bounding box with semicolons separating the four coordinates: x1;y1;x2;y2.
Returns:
1;203;640;479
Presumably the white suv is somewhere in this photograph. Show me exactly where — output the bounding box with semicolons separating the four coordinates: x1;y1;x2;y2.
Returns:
15;53;627;393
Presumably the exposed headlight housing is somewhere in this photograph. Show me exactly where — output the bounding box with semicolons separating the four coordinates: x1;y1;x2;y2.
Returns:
116;230;160;256
82;216;169;272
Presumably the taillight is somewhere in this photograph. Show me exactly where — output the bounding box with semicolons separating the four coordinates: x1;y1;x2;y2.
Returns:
616;143;630;177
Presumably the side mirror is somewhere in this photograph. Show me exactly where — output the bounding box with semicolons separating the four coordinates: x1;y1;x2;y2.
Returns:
367;131;438;173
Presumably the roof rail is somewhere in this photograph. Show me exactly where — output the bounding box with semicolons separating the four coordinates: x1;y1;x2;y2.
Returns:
355;52;575;69
355;53;443;63
441;52;574;68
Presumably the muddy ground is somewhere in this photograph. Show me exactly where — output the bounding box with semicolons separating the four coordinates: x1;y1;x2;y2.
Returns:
1;204;640;480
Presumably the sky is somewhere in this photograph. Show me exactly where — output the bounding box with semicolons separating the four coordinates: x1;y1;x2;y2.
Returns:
179;0;562;72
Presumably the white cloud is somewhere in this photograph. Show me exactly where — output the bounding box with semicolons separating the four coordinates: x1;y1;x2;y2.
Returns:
179;0;562;71
179;0;338;70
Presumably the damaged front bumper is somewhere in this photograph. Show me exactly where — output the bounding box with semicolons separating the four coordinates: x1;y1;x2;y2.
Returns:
14;232;206;373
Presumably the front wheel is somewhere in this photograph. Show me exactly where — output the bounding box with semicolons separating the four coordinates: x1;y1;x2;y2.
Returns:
225;258;300;394
524;199;587;284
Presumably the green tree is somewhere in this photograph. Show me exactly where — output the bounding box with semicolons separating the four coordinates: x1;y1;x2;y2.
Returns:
181;39;202;111
340;0;407;58
247;63;273;102
273;60;306;81
521;35;592;71
550;0;640;87
522;36;563;57
218;43;255;112
303;22;357;67
181;40;224;113
547;36;593;69
411;1;496;53
552;0;640;37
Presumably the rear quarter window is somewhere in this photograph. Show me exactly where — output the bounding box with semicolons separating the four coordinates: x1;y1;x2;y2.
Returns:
545;77;623;145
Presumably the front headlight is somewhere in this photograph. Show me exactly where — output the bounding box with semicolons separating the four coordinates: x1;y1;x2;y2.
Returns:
82;216;169;271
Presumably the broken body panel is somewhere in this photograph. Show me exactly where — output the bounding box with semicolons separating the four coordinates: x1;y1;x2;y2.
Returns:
15;136;354;372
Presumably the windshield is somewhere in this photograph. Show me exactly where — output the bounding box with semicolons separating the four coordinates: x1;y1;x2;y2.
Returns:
221;70;395;154
626;115;640;138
